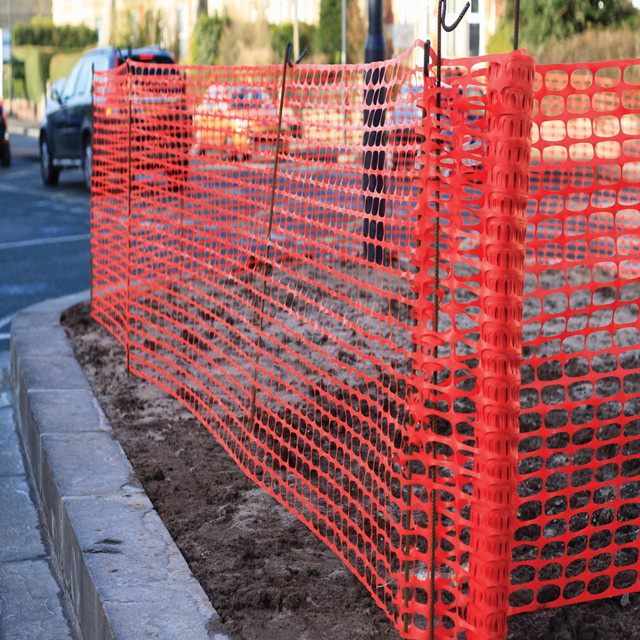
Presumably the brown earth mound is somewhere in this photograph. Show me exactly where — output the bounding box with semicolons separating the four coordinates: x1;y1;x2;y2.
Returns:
61;303;640;640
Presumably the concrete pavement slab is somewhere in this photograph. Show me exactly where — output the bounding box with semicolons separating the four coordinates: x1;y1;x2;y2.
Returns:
27;389;111;434
0;476;47;562
41;431;143;496
0;348;79;640
0;416;25;476
0;559;75;640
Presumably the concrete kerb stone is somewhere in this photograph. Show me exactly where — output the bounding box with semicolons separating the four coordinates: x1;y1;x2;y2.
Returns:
10;291;229;640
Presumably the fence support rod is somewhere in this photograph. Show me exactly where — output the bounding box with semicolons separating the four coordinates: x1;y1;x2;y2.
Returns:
248;42;302;436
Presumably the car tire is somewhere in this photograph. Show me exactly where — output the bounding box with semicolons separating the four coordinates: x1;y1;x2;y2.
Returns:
82;137;92;191
0;144;9;168
40;136;60;186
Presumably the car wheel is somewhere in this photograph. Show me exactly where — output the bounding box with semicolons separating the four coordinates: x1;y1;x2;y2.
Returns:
0;143;9;168
40;136;60;186
82;138;92;191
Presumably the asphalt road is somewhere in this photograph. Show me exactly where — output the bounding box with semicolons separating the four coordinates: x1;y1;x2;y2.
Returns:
0;132;91;345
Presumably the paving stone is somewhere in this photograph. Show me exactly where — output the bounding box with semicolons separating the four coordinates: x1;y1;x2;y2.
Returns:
0;424;25;477
63;494;196;589
0;478;45;562
8;292;224;640
0;559;74;640
99;582;220;640
28;389;111;434
0;390;11;408
15;356;90;392
42;432;142;497
11;327;74;359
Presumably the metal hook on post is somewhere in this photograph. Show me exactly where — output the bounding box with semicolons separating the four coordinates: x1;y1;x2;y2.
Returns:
436;0;470;89
439;0;471;34
286;41;308;68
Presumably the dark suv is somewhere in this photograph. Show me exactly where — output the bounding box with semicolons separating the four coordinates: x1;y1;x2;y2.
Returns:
39;45;177;189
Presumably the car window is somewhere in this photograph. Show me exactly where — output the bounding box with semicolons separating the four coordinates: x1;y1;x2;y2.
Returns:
61;61;84;101
91;55;110;73
75;61;93;99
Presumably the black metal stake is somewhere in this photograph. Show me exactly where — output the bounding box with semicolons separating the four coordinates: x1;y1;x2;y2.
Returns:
429;4;468;638
248;43;306;437
402;39;432;637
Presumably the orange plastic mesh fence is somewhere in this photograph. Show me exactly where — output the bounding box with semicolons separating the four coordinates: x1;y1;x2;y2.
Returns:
89;45;640;640
510;59;640;613
91;45;429;636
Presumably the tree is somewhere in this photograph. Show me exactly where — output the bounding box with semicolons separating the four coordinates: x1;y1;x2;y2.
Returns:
503;0;638;52
270;22;317;59
316;0;366;63
347;0;366;63
115;9;165;49
189;11;229;65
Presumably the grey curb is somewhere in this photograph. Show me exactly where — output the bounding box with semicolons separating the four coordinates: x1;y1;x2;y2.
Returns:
10;291;229;640
6;120;40;140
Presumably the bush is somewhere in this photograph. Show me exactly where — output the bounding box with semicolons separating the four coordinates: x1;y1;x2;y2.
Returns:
189;11;229;65
486;22;513;55
13;17;97;50
536;25;640;64
269;22;317;60
3;61;27;100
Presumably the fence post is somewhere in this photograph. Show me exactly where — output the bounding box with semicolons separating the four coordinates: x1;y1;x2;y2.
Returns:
465;51;534;638
126;59;132;374
405;49;534;638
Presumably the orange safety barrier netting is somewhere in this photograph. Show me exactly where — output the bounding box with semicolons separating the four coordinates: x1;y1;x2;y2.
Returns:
511;59;640;613
88;43;640;640
406;50;534;638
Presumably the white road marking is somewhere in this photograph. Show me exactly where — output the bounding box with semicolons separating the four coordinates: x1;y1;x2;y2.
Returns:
0;234;90;251
0;312;17;330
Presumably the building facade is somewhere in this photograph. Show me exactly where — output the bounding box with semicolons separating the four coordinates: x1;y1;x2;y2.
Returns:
1;0;52;30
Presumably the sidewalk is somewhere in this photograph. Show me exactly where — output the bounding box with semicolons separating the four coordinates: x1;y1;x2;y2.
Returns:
5;293;227;639
0;349;80;639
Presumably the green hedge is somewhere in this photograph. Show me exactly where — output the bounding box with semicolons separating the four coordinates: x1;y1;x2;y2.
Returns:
49;51;85;84
2;61;27;100
9;46;56;102
13;18;97;49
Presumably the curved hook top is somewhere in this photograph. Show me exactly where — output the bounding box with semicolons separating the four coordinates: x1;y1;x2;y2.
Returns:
285;42;308;68
439;0;471;33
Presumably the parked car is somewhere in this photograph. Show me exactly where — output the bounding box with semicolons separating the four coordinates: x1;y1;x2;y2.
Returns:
39;45;183;189
0;99;10;168
193;84;299;160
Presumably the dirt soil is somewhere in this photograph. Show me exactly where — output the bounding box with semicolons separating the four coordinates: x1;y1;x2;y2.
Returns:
61;303;640;640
